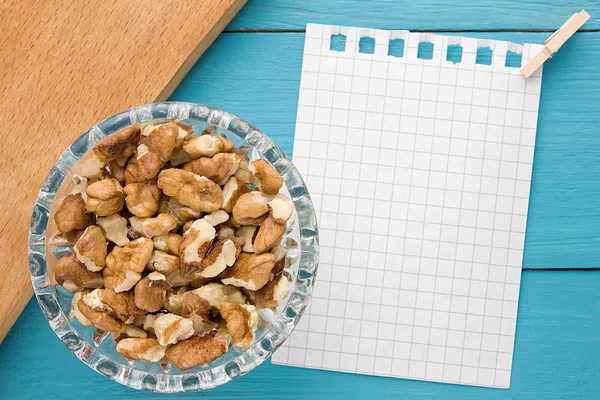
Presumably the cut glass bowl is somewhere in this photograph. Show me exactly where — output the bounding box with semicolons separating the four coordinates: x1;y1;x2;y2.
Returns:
28;102;318;392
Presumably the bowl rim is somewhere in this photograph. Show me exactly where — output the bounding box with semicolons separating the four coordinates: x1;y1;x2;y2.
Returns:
28;101;319;392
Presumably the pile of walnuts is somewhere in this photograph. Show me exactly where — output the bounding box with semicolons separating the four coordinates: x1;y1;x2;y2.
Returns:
52;121;293;371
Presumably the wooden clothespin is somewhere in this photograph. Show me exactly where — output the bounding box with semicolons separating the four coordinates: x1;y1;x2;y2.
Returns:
521;10;590;78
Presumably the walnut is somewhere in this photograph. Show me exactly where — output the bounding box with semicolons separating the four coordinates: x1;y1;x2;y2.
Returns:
93;125;140;162
183;134;230;159
61;229;84;244
216;225;240;244
127;226;141;240
271;245;287;276
221;176;251;213
203;210;230;227
107;159;126;183
70;290;92;326
124;122;178;182
180;223;238;278
165;269;189;288
253;215;286;254
254;275;290;309
97;214;130;246
179;219;216;280
73;225;107;272
146;250;180;274
103;237;154;292
257;308;277;331
158;196;202;226
175;121;195;146
218;134;235;153
183;153;241;185
232;192;270;226
70;175;88;196
77;298;122;332
116;338;166;363
248;160;283;195
142;121;190;146
268;194;294;224
157;169;223;212
196;239;238;278
83;288;138;323
189;314;218;336
76;153;106;180
163;286;189;314
189;277;212;288
133;314;159;334
152;233;182;256
234;168;259;185
190;283;246;310
153;313;195;346
134;272;170;312
124;182;161;217
54;256;103;293
141;121;160;137
85;178;125;216
181;291;212;320
111;324;148;343
64;229;86;244
129;213;177;238
54;193;94;233
235;226;257;253
220;252;275;291
165;331;230;371
169;147;193;166
215;228;243;259
182;220;194;234
180;291;216;335
220;302;258;350
232;147;249;168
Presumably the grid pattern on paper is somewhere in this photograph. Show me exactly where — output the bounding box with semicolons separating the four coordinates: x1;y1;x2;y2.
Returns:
272;24;543;389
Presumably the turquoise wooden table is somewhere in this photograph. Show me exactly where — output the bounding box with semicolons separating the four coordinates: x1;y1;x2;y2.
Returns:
2;1;600;398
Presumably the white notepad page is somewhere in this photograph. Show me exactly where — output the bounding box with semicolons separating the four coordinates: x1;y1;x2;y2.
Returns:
272;24;543;389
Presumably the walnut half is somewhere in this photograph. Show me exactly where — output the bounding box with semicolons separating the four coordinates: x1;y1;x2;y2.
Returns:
54;193;94;233
166;330;230;371
85;178;125;216
220;252;275;291
73;225;107;272
124;182;161;217
254;274;290;309
116;338;167;363
54;256;103;293
134;272;171;312
103;237;153;292
220;302;258;350
157;169;223;213
153;313;195;346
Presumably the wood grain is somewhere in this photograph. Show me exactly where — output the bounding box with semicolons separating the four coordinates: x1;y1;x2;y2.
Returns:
2;271;599;398
170;31;600;269
229;0;600;31
0;0;247;344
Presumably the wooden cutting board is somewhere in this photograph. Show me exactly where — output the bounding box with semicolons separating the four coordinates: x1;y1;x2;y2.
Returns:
0;0;246;344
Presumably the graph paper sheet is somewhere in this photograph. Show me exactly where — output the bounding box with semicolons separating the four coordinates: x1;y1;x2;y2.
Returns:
272;24;544;389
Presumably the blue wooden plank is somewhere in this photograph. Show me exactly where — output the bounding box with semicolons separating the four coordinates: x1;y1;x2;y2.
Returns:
1;271;598;398
169;32;600;269
227;0;600;31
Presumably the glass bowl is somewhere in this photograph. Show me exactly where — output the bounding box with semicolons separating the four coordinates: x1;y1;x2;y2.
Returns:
28;102;319;392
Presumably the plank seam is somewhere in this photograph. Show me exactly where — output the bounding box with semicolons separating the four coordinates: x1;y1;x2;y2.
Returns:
224;29;600;33
522;267;600;271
